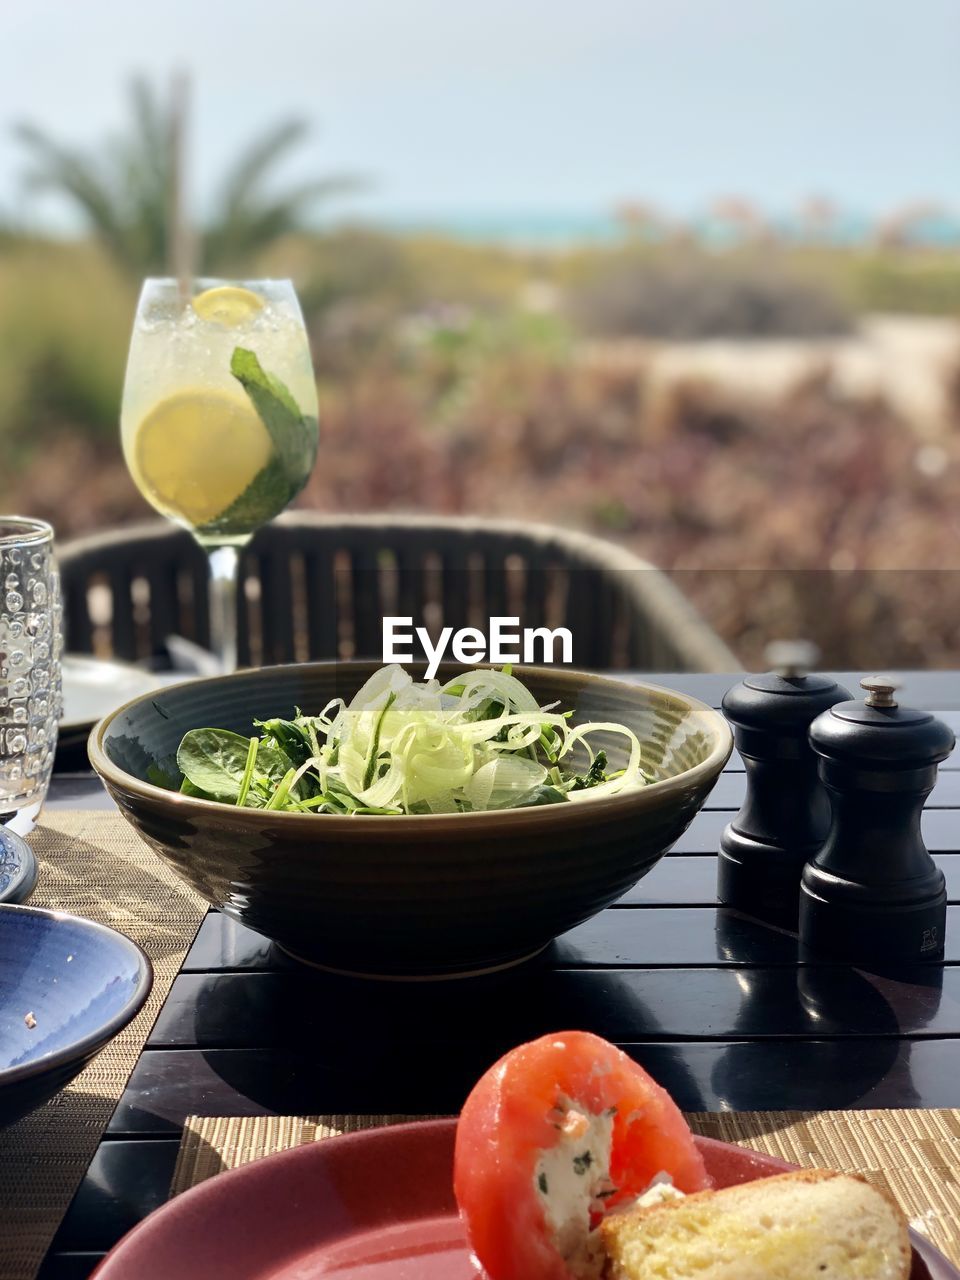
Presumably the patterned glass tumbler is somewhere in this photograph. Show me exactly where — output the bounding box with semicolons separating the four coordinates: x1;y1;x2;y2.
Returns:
0;518;62;833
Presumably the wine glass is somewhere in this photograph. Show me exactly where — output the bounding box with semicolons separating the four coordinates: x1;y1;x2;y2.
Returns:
120;279;319;672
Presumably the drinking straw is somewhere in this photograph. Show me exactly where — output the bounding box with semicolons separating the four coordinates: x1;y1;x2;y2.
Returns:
167;70;195;304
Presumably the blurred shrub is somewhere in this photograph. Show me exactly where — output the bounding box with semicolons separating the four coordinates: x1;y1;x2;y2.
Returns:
399;234;536;307
0;241;132;455
947;357;960;430
273;229;533;312
262;228;537;372
292;228;422;316
849;255;960;315
291;355;960;667
401;307;572;423
569;257;853;339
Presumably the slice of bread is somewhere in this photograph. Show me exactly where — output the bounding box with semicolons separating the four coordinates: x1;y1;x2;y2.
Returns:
600;1169;911;1280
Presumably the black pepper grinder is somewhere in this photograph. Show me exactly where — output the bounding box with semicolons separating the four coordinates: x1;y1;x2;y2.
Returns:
801;676;955;963
718;643;851;928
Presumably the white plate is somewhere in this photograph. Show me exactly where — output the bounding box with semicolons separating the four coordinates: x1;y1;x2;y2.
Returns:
60;656;184;736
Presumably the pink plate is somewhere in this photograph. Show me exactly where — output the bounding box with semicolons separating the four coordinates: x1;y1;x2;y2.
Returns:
93;1118;957;1280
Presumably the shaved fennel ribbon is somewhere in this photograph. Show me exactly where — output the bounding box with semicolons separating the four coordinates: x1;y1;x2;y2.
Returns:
284;665;652;815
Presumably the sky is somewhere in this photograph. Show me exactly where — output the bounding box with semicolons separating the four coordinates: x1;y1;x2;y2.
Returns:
2;0;958;229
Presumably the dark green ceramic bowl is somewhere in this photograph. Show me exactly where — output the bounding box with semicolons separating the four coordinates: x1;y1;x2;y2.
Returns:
89;663;731;978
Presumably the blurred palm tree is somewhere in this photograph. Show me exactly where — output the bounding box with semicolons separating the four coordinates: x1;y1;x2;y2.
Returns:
14;76;360;275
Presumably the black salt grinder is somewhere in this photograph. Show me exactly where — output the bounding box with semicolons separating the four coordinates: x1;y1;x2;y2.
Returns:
801;676;955;963
718;643;851;928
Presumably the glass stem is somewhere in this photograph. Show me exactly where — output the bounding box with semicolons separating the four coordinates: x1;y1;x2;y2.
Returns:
207;545;241;674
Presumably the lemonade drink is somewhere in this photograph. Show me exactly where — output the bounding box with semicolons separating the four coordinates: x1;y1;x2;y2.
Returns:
121;279;319;548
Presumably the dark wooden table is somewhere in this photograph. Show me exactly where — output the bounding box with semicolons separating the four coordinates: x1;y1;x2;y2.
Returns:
36;672;960;1279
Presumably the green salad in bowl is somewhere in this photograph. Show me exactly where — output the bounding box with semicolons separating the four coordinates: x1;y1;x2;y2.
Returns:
174;665;651;816
90;660;731;976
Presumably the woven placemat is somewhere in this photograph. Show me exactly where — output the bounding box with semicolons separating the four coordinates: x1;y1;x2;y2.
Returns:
172;1109;960;1265
0;811;207;1280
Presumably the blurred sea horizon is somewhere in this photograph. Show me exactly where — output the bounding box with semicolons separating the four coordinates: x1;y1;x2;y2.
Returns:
350;207;960;250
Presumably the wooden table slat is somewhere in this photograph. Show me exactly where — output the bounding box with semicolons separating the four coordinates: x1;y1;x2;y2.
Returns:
181;905;960;973
47;1142;180;1255
106;1040;960;1139
147;967;959;1049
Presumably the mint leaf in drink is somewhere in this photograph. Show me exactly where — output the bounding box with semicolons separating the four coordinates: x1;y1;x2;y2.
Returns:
230;347;318;480
194;347;319;537
202;455;294;536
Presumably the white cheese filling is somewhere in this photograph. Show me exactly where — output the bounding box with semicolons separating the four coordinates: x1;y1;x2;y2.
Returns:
630;1174;685;1210
533;1097;684;1280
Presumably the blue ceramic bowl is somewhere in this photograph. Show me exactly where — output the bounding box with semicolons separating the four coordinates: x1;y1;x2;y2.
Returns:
0;904;153;1126
0;829;38;905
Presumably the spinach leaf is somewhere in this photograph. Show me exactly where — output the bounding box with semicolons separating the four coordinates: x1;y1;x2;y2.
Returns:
324;776;363;811
515;784;569;808
180;777;215;800
177;728;255;801
147;762;181;791
177;728;296;807
254;719;323;798
254;740;297;785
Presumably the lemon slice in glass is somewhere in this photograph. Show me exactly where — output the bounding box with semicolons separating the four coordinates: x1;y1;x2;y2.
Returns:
192;286;264;326
133;389;273;527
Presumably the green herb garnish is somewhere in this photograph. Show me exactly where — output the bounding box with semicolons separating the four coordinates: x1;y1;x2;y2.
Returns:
570;750;609;792
197;348;318;535
230;347;317;480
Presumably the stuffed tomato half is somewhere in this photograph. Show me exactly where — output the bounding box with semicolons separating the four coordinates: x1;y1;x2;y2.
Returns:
454;1031;710;1280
